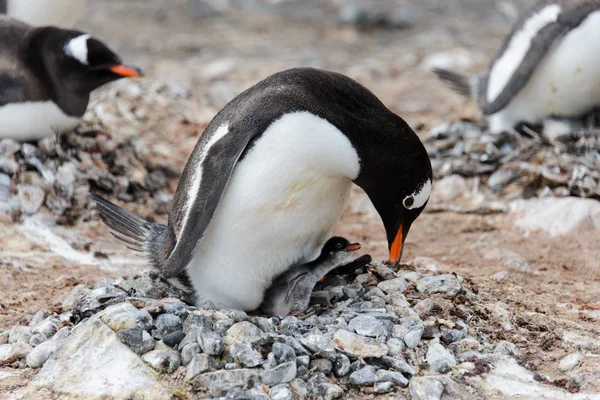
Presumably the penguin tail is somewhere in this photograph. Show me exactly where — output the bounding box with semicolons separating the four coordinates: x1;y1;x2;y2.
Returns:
88;192;153;253
432;68;477;99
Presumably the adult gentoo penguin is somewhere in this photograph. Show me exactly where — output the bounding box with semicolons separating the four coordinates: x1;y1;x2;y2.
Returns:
260;237;361;316
0;16;141;141
434;0;600;133
90;67;432;311
0;0;87;28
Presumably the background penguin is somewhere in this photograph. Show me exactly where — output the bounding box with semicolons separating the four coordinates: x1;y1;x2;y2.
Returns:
433;0;600;133
0;0;87;28
0;16;141;141
90;67;433;312
260;237;361;316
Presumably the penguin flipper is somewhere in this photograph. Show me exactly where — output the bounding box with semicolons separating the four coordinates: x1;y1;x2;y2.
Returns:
432;68;475;99
160;123;263;279
483;3;598;115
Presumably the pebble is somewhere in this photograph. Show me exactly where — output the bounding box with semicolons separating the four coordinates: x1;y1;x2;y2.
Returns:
333;329;388;358
18;185;45;214
152;313;182;339
301;332;336;357
348;315;386;338
186;353;216;381
349;365;378;386
9;326;33;344
403;324;424;348
332;353;351;377
197;327;225;355
162;330;185;348
376;369;409;387
29;333;47;347
224;321;264;345
116;328;155;355
181;343;200;366
559;352;583;371
417;274;461;296
0;341;32;365
440;320;468;344
101;303;153;332
342;283;365;299
229;342;263;367
310;358;333;375
272;342;296;364
141;349;180;373
307;373;344;399
409;377;445;400
32;317;60;339
375;381;395;393
377;278;407;294
426;342;457;373
270;384;293;400
387;338;406;356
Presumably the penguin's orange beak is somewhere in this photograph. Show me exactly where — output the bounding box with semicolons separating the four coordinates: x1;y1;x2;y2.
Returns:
389;224;404;264
109;64;142;77
344;243;361;252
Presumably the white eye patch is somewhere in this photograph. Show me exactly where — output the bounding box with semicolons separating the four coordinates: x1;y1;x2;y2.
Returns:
403;178;432;210
64;34;90;65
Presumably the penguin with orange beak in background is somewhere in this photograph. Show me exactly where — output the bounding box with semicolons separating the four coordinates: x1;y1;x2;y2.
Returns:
90;67;432;313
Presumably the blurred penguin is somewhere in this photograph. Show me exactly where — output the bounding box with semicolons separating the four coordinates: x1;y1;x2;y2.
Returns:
0;0;87;28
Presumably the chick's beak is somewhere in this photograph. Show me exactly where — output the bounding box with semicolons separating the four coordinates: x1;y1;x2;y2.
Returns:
344;243;361;252
109;64;142;77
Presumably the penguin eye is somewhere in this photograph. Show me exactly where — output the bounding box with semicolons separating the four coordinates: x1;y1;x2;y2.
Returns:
403;195;414;209
336;243;344;250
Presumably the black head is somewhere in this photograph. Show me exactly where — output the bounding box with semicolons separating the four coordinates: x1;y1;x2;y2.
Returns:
26;27;142;115
352;114;433;266
317;237;361;261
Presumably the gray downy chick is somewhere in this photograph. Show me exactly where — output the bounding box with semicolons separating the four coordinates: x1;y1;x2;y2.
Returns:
260;237;361;316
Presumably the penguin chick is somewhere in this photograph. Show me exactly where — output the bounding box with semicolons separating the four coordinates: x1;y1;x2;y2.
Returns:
434;0;600;133
260;237;361;316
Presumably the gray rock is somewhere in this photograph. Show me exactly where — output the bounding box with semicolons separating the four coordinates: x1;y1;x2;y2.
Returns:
377;278;407;294
332;353;351;377
230;342;263;368
296;355;310;368
376;369;409;387
197;327;225;355
18;185;45;214
422;320;441;339
333;329;388;359
417;275;461;296
181;343;200;366
289;378;309;398
296;365;310;381
162;330;185;348
0;341;32;365
387;338;406;356
493;340;517;356
426;342;457;373
29;333;47;347
559;352;583;371
307;373;344;399
404;324;424;348
117;328;155;355
32;317;60;339
101;303;153;332
9;326;33;344
343;283;365;299
300;332;335;357
214;319;234;336
186;353;216;381
381;356;416;376
32;318;173;398
348;315;386;338
263;361;297;386
0;155;18;175
141;349;180;373
224;321;264;345
310;358;333;375
273;342;296;364
349;365;378;386
152;313;182;339
440;321;468;344
409;377;444;400
252;317;274;333
26;328;70;368
270;384;293;400
182;310;213;333
375;381;395;393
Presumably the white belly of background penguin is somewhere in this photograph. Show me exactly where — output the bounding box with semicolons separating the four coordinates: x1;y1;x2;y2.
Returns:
90;68;433;314
434;1;600;133
0;101;80;140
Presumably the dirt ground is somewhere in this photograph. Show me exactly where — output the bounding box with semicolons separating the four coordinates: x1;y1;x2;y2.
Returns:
1;0;599;396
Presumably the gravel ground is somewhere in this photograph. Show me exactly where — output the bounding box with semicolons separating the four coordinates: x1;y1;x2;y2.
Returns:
1;1;599;399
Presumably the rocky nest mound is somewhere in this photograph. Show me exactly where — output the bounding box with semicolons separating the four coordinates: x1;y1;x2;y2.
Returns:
424;120;600;200
2;256;588;399
0;80;193;225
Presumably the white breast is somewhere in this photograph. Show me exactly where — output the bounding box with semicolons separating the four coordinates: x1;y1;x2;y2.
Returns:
0;101;80;141
186;112;361;310
7;0;87;28
488;10;600;133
